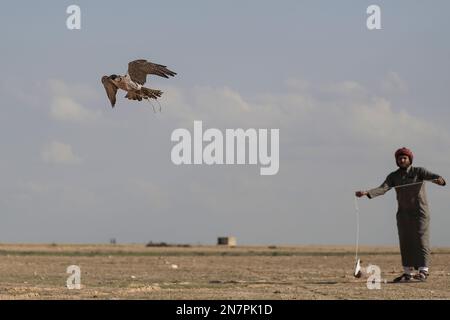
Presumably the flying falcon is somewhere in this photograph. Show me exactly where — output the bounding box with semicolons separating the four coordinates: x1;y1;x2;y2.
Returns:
101;59;176;108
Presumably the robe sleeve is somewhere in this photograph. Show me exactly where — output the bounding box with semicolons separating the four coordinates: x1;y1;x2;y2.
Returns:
367;174;393;199
419;167;446;186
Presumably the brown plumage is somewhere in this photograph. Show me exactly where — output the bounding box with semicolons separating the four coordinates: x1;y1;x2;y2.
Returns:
101;76;118;107
128;60;177;85
101;59;176;108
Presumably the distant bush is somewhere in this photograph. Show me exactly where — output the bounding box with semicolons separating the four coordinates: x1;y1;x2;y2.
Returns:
145;241;191;248
146;241;168;247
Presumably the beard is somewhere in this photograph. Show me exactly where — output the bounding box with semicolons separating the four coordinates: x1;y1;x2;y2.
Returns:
397;162;410;170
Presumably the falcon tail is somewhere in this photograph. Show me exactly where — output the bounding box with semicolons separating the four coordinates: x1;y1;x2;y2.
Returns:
124;88;163;101
140;87;163;99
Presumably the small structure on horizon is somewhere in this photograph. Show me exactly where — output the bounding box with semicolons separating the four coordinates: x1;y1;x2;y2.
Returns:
217;236;237;247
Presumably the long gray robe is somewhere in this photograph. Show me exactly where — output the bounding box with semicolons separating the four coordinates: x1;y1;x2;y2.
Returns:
367;166;446;268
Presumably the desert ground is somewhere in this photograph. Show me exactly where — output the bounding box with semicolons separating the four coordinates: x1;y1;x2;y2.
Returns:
0;244;449;300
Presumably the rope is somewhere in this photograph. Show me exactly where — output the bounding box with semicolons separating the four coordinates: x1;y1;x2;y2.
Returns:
354;196;360;262
146;98;162;113
388;180;426;189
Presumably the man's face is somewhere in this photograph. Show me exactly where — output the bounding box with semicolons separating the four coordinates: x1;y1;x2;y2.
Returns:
397;155;411;168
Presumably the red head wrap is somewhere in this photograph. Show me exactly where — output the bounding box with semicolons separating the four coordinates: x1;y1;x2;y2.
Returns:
395;147;413;165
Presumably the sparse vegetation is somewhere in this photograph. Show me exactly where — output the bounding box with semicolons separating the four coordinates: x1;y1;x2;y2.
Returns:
0;244;449;299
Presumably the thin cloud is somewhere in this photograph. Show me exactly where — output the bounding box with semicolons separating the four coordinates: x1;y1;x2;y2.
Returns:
48;79;102;124
50;96;100;123
160;81;450;149
41;141;82;165
48;79;100;101
381;71;408;94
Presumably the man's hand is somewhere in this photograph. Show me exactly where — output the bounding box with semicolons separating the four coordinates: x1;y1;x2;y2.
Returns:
433;177;446;186
355;191;368;198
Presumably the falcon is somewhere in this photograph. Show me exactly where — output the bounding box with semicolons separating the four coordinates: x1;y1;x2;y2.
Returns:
101;59;176;108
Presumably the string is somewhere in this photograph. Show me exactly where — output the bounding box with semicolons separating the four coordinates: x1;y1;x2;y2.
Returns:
354;196;359;262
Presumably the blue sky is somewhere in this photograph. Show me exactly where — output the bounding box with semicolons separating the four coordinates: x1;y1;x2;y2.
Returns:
0;1;449;245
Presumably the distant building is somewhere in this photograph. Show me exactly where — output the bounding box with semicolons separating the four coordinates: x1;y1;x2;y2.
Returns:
217;237;237;247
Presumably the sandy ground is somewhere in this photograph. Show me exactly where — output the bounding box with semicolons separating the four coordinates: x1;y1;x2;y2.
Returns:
0;244;449;300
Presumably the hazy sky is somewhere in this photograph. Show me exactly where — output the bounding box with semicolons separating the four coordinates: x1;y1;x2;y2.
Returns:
1;1;449;245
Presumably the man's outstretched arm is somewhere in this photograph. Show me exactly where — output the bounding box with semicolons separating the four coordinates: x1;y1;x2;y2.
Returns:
419;167;446;186
356;175;393;199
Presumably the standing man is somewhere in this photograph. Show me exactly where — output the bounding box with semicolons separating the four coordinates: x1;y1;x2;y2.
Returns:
355;147;446;282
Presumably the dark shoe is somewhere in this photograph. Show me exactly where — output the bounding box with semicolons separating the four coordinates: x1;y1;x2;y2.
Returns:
393;273;412;283
413;270;429;282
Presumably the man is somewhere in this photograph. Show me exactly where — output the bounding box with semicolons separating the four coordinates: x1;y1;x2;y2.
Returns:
355;147;446;282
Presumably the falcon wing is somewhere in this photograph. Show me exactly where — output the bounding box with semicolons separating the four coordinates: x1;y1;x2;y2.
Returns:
101;76;118;107
128;59;177;85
